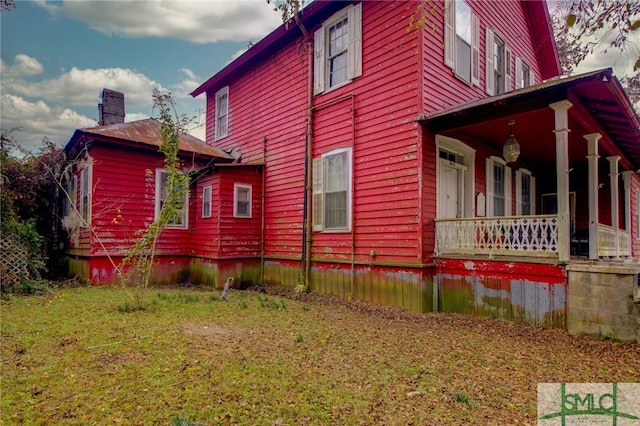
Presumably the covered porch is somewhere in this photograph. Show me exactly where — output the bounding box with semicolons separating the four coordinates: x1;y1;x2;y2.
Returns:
425;69;640;264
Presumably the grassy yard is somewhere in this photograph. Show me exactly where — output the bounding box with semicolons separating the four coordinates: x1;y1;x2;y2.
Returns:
1;285;639;425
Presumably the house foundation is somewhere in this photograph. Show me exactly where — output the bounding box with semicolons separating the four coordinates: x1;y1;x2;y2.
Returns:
567;263;640;342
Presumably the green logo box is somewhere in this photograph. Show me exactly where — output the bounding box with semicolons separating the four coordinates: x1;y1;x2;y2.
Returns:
538;383;640;425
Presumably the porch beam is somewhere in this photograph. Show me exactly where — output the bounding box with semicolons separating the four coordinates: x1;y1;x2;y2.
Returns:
608;155;621;257
550;100;573;263
584;133;601;260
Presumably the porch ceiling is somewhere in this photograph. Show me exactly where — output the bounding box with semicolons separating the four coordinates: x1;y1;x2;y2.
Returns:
424;69;640;171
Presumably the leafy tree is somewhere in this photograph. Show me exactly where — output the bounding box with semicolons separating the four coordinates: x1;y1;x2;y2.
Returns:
1;0;15;12
1;130;65;291
555;0;640;72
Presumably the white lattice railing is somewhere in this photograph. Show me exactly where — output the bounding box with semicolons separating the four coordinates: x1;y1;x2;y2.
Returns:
597;223;631;258
435;215;559;258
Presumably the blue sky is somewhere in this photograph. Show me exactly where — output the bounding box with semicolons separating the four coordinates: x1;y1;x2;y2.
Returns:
1;1;637;154
1;0;283;152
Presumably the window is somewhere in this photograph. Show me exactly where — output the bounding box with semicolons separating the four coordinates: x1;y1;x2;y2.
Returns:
485;29;511;95
155;169;188;228
312;148;352;231
234;184;252;218
515;57;534;89
486;156;511;217
64;175;78;218
202;185;212;219
215;86;229;140
444;0;479;86
314;3;362;94
80;165;92;225
515;169;536;215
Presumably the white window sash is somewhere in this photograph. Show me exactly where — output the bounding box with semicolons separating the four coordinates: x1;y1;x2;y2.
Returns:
233;183;252;218
215;86;229;140
504;46;512;92
155;169;188;228
314;4;362;95
312;157;324;231
202;185;212;218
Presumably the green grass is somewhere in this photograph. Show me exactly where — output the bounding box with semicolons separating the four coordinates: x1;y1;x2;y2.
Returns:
2;286;639;425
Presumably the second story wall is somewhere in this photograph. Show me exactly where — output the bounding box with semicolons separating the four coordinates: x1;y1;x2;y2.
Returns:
421;0;550;115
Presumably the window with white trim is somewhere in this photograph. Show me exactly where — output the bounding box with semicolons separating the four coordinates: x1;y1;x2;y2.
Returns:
64;175;78;218
636;191;640;239
515;169;536;215
485;29;511;95
314;3;362;94
312;148;352;231
155;169;188;229
215;86;229;140
444;0;479;86
486;156;512;217
202;185;212;219
515;57;534;89
234;183;252;218
80;165;92;225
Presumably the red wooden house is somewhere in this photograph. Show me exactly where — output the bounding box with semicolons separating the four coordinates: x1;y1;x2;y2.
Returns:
189;0;640;339
65;2;640;339
63;89;265;285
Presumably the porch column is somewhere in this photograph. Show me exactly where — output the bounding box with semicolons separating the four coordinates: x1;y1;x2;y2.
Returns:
584;133;601;260
550;100;573;263
608;156;621;257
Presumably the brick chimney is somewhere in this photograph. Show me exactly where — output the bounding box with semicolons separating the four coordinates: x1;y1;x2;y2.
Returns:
98;88;125;125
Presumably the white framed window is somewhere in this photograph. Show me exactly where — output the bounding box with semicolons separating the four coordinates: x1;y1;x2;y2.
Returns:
80;165;92;225
64;175;78;218
314;3;362;94
233;183;252;218
636;191;640;239
202;185;212;219
155;169;188;229
515;169;536;215
444;0;479;86
486;156;512;217
215;86;229;140
485;29;511;95
312;147;352;231
515;57;535;89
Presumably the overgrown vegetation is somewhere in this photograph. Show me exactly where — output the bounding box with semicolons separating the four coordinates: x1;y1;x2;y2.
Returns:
2;286;639;424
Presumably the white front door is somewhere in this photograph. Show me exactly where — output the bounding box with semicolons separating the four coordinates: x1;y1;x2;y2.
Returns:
438;161;461;218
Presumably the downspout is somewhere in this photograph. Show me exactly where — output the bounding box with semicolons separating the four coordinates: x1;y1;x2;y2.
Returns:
296;17;314;291
350;95;356;297
261;136;267;284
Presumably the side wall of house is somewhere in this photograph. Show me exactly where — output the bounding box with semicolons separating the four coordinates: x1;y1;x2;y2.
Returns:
67;143;206;284
203;1;430;309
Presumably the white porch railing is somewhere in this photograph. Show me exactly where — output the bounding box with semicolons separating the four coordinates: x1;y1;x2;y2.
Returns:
435;215;559;258
597;223;631;258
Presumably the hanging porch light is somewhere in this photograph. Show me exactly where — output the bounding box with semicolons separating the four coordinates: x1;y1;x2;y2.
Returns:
503;119;520;163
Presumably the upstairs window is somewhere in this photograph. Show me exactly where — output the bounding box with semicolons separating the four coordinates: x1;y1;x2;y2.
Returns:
155;169;188;229
312;148;352;231
444;0;479;86
215;86;229;140
486;156;512;217
314;4;362;94
234;184;252;218
515;57;535;89
486;29;511;95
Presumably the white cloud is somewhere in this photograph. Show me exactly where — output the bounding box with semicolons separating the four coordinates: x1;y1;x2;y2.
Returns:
43;0;282;44
170;68;204;98
1;94;96;152
2;65;167;108
0;54;44;78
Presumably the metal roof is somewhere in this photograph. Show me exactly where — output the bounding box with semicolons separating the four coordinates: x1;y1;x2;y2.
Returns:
67;118;233;160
